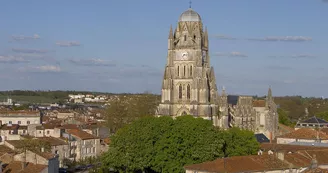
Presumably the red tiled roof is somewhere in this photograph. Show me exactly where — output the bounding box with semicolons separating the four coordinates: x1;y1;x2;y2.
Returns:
67;129;98;140
253;100;266;107
261;143;328;153
0;110;40;115
184;155;291;173
279;128;328;140
0;124;20;130
3;161;47;173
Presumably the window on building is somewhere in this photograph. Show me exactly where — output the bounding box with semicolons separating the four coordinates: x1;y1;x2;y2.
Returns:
184;35;186;41
183;66;186;76
39;131;42;134
18;121;21;125
27;121;30;125
190;66;192;76
8;121;12;124
194;35;196;40
47;131;50;135
179;85;182;99
187;85;191;99
177;66;180;76
92;147;95;153
23;130;26;134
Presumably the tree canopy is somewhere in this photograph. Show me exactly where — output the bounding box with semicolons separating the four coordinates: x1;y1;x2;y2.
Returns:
101;116;259;173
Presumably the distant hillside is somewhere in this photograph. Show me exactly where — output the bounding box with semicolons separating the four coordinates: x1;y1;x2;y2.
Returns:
1;90;327;124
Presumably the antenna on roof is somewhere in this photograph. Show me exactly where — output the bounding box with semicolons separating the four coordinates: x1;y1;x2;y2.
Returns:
189;0;192;8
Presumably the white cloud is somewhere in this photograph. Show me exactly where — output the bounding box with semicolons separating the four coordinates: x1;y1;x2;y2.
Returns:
12;48;49;54
214;35;237;40
269;54;316;59
56;41;81;47
0;55;28;63
213;52;248;57
69;58;116;66
19;65;62;73
12;34;40;41
247;36;312;42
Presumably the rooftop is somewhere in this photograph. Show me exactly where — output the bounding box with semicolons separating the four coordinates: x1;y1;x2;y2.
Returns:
184;155;291;173
179;8;201;22
67;129;98;140
301;116;328;124
253;100;266;107
278;128;328;140
3;161;47;173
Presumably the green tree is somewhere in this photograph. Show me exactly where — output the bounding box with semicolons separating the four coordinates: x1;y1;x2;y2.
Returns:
104;94;159;133
278;108;292;126
222;127;259;157
101;116;225;173
316;111;328;121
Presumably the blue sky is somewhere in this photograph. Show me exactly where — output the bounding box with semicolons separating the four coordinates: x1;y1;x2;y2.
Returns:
1;0;327;97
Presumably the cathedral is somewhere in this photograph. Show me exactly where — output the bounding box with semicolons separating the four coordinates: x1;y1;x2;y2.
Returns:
156;7;278;139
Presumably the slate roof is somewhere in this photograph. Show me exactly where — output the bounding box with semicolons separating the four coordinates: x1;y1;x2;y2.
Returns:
255;133;270;143
227;95;239;105
301;116;328;124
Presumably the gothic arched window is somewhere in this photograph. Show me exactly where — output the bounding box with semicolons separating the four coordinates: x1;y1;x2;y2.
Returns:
179;85;182;99
177;66;179;76
190;66;192;76
187;84;191;99
184;66;186;76
184;35;187;41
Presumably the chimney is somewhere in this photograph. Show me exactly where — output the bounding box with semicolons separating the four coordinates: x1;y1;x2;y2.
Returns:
277;152;284;161
21;162;27;170
310;154;318;169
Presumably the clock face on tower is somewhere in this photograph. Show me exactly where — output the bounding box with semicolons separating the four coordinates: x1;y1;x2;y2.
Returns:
175;51;189;60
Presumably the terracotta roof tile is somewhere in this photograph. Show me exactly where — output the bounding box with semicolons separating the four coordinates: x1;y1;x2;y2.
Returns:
279;128;328;140
3;161;47;173
253;100;266;107
260;143;328;153
37;137;67;146
0;124;20;130
303;168;328;173
67;129;98;140
184;155;291;173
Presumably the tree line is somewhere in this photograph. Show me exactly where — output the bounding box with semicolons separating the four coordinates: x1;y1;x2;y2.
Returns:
100;116;259;173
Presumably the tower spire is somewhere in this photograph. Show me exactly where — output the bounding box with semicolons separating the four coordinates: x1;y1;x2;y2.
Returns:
169;25;173;39
189;0;192;8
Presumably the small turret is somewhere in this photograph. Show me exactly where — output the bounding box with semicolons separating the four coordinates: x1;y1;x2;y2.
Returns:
266;86;273;108
203;26;208;49
168;25;174;50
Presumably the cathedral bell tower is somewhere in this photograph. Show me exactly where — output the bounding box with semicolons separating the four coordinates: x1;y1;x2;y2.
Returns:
156;7;219;119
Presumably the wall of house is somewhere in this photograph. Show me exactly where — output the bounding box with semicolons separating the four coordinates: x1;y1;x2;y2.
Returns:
0;116;40;125
48;157;59;173
14;150;49;165
51;144;69;167
277;138;296;144
57;113;74;119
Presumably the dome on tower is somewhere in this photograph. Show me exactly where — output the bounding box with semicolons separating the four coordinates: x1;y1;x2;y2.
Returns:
179;8;201;22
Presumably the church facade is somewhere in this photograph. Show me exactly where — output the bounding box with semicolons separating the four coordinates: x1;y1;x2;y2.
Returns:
156;8;278;139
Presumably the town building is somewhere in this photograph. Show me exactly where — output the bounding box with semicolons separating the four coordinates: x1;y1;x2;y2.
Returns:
0;110;41;126
156;7;279;139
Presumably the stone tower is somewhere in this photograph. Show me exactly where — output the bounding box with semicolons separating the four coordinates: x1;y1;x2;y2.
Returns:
156;8;219;119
